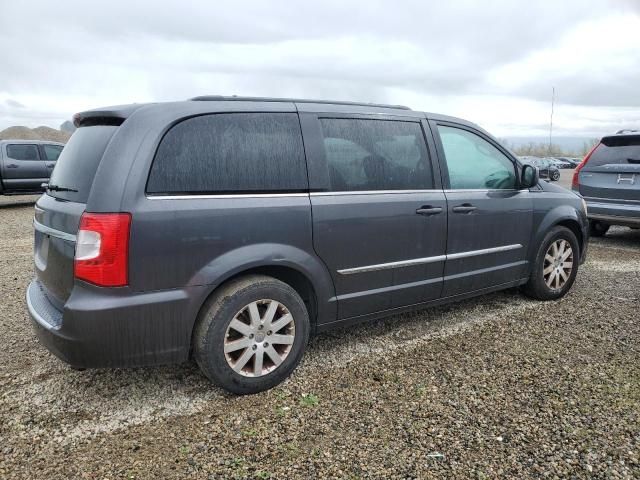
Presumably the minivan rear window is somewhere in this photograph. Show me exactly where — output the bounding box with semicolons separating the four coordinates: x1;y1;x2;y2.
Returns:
47;125;118;203
147;113;307;195
588;135;640;167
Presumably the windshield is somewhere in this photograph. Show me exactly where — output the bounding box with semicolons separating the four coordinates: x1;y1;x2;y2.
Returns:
47;125;118;203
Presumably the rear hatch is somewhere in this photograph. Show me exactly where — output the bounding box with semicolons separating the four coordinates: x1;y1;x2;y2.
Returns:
34;125;119;308
579;134;640;202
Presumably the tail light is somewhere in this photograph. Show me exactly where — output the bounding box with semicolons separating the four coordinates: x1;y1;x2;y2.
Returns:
572;142;600;190
74;213;131;287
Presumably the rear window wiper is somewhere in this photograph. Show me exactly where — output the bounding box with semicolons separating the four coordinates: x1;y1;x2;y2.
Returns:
42;183;78;193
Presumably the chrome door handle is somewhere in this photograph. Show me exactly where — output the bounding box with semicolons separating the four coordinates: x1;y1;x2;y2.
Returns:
416;206;443;216
452;204;477;213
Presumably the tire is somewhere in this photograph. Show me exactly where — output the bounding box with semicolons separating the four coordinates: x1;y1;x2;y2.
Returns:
589;220;610;237
551;170;560;181
193;275;310;395
522;226;580;300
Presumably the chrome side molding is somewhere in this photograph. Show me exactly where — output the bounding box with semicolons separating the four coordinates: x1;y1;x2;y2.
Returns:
338;244;523;275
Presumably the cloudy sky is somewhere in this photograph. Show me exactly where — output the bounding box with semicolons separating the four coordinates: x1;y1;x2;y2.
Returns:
0;0;639;138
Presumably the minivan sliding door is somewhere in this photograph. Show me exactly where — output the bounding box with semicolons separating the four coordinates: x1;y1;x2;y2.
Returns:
301;113;447;320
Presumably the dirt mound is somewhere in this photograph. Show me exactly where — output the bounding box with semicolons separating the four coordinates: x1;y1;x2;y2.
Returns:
32;126;70;143
0;125;71;143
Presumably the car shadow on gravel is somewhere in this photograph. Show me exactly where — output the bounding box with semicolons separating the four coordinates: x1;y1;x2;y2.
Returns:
0;200;37;209
40;288;524;404
590;226;640;250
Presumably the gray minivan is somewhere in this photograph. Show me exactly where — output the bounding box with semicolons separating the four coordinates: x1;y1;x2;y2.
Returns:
27;97;589;394
572;130;640;235
0;140;64;194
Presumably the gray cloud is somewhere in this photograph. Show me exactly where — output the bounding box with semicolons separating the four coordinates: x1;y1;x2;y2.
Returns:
5;99;25;108
0;0;638;135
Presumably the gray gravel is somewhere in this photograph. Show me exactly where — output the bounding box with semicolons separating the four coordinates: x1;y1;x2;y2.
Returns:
0;197;638;479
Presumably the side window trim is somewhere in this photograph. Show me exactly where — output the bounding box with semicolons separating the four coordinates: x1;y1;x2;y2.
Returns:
305;114;439;193
6;143;41;161
430;120;521;190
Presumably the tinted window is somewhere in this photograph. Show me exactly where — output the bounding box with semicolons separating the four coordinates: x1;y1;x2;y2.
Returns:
47;125;118;203
588;136;640;167
43;144;63;161
319;118;432;191
147;113;307;194
438;126;516;189
7;144;39;160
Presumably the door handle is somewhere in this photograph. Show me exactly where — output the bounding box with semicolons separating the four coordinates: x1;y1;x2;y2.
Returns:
452;203;477;214
46;164;55;168
7;163;18;168
416;205;443;216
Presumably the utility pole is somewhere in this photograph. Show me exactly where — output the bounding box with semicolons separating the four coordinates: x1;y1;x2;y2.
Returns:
549;87;555;156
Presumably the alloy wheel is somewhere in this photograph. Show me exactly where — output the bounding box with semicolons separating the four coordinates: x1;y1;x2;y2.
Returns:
543;239;574;290
223;299;295;377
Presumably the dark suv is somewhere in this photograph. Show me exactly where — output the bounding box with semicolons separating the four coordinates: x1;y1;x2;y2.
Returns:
573;130;640;236
27;97;588;394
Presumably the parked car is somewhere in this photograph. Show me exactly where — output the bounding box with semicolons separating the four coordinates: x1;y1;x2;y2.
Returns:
550;157;574;169
573;129;640;236
27;97;588;394
0;140;64;194
520;157;561;181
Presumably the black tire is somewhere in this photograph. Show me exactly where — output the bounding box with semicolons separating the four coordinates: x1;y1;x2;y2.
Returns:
522;226;580;300
589;220;610;237
551;170;560;181
193;275;310;395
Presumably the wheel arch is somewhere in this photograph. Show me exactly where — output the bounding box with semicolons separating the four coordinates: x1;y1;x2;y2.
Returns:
187;243;337;351
529;206;586;265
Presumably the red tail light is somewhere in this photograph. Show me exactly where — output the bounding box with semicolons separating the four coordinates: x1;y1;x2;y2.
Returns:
572;142;600;190
74;213;131;287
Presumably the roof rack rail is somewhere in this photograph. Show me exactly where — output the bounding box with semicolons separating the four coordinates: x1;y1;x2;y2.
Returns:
615;129;639;135
189;95;411;111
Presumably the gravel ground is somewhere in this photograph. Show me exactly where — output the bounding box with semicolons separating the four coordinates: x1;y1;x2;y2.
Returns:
0;196;638;479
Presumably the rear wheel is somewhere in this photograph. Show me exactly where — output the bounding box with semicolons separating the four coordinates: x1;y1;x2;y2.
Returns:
551;170;560;181
589;220;610;237
522;226;579;300
194;275;310;395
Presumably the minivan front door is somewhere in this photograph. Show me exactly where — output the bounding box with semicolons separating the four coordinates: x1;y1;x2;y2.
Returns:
301;114;447;320
433;122;533;297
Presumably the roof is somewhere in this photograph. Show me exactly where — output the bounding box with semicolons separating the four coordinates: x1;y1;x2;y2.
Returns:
73;96;481;132
190;95;411;110
0;139;65;145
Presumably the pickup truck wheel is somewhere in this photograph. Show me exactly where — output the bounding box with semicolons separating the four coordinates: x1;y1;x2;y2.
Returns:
194;275;310;395
522;226;579;300
589;220;609;237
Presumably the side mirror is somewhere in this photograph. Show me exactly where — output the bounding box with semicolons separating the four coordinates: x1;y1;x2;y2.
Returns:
520;164;539;189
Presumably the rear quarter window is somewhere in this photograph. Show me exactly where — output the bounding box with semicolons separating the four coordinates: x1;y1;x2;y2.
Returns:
146;113;307;194
47;125;118;203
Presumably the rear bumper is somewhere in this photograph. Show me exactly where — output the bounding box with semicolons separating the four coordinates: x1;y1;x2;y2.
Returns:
586;200;640;227
27;279;208;368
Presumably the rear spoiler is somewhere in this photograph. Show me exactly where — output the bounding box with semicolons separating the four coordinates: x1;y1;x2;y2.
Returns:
601;134;640;147
73;104;146;128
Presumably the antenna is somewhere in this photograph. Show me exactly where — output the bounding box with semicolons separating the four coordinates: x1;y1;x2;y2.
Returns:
549;87;555;155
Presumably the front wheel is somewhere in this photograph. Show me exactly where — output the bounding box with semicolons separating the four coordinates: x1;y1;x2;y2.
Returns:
551;170;560;181
522;226;580;300
193;275;310;395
